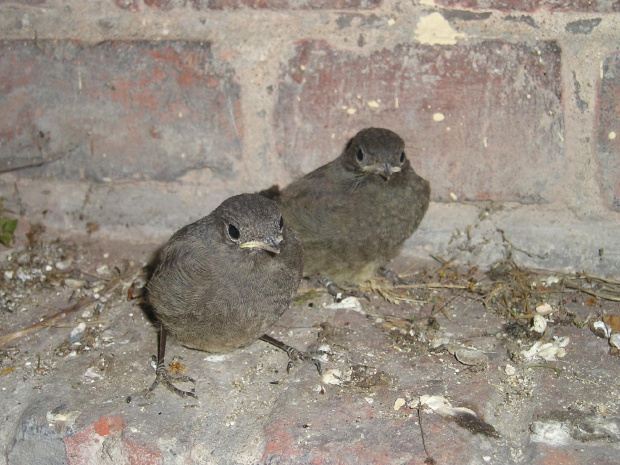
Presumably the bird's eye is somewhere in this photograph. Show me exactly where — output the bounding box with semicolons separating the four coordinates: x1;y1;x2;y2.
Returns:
279;216;284;229
400;152;405;163
356;149;364;162
228;224;240;240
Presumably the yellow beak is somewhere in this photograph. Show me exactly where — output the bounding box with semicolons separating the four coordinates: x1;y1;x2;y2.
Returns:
240;239;281;254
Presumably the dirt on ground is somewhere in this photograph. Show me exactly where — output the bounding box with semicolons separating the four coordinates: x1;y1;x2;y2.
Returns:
0;227;619;464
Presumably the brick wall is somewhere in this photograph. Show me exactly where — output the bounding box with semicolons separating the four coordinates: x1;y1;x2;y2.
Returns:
0;0;619;273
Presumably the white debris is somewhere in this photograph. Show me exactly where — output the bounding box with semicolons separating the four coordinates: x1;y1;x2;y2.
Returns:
609;333;620;349
55;258;73;271
532;314;548;334
535;303;554;315
69;322;86;341
321;369;342;385
393;398;406;411
542;276;561;287
96;264;111;276
84;366;103;379
530;421;571;445
325;297;364;314
592;321;612;339
521;336;569;361
65;278;86;289
505;364;516;376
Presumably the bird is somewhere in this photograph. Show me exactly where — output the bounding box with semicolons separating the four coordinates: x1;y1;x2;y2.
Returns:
143;193;320;398
273;127;430;289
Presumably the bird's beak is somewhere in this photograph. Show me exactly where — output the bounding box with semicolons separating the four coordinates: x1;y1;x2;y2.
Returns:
240;236;282;254
377;163;400;180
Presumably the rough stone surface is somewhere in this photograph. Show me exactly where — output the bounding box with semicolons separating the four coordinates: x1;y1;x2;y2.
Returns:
0;4;620;462
0;237;619;465
115;0;382;10
434;0;620;12
276;40;564;203
597;54;620;211
0;40;242;182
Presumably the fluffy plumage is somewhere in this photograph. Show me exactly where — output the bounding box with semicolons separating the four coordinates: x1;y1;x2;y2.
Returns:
145;194;308;397
277;128;430;283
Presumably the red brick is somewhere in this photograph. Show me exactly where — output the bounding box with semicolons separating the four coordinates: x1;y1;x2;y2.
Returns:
64;415;162;465
596;54;620;211
115;0;381;10
275;40;564;202
0;40;242;181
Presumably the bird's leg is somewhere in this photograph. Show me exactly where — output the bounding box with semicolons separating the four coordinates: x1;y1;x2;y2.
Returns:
317;277;368;302
378;267;415;286
145;324;197;399
260;334;323;375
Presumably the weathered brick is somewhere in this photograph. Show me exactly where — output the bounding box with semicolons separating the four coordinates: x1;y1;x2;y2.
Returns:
0;40;242;182
596;54;620;211
547;0;620;12
433;0;619;11
63;415;162;465
114;0;381;10
565;17;602;34
433;0;539;11
0;0;45;4
275;40;564;202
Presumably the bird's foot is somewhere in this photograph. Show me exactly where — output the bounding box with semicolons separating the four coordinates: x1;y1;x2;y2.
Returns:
145;356;197;399
285;346;323;376
259;334;323;375
378;267;417;286
317;277;368;302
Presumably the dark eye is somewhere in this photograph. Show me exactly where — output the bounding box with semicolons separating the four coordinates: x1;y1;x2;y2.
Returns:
228;224;240;240
356;149;364;162
279;216;284;229
400;152;405;163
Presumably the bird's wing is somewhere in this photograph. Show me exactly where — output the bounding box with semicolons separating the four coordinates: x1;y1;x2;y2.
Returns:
279;165;355;241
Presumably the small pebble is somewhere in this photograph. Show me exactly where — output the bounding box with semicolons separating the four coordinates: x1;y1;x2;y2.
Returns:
532;314;548;333
96;264;110;276
70;322;86;342
55;258;73;271
394;398;406;411
65;279;86;289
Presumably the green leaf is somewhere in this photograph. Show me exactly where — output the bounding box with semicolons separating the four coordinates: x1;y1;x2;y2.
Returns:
0;218;18;246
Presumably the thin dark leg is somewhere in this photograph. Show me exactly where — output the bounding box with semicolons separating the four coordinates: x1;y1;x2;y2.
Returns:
260;334;322;375
317;276;367;301
145;324;197;399
379;267;416;285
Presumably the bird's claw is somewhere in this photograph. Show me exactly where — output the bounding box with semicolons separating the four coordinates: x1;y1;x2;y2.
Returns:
145;359;197;399
285;347;323;376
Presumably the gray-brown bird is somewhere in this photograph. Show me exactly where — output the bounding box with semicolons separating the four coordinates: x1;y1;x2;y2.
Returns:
144;193;319;398
275;128;430;287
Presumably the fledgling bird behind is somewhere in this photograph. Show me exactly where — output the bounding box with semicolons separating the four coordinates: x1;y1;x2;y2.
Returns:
277;128;430;284
144;193;319;398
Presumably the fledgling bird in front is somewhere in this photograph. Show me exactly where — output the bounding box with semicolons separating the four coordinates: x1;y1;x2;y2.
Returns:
144;193;320;398
275;127;430;288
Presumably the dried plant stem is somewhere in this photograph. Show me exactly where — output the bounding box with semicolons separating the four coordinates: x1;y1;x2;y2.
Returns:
0;278;122;347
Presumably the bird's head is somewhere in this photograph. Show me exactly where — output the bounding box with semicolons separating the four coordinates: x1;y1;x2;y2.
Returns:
217;194;285;255
341;127;409;181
